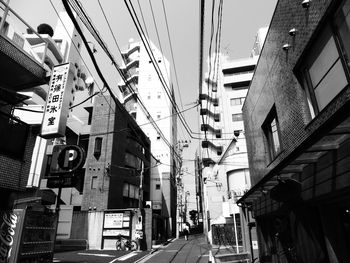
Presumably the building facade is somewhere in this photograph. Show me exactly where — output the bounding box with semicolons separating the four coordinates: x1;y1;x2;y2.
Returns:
199;28;267;260
118;39;177;238
14;11;94;240
239;0;350;262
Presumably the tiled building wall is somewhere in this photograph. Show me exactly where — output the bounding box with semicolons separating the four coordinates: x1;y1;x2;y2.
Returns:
81;95;115;210
0;126;37;192
242;0;345;186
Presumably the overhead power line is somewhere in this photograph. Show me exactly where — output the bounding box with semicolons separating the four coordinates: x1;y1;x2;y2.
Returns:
62;0;161;163
68;0;182;161
124;0;201;138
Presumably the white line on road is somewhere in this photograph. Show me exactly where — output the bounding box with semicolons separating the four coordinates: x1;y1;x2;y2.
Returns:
109;252;138;262
78;252;115;257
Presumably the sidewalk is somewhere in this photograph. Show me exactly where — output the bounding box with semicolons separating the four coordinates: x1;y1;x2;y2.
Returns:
137;234;211;263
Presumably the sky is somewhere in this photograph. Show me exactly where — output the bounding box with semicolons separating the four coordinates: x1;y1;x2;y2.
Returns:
9;0;277;211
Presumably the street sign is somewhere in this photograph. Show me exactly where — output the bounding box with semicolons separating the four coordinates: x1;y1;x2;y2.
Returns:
50;145;85;174
47;176;75;188
41;63;72;138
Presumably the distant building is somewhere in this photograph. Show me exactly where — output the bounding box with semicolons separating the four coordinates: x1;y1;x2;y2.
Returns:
239;0;350;262
118;39;177;238
199;28;267;259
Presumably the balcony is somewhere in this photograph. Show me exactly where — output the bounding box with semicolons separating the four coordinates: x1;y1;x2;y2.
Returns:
201;140;223;155
201;124;222;138
0;0;48;91
121;44;140;62
223;72;253;88
199;93;219;106
24;34;63;69
200;108;220;122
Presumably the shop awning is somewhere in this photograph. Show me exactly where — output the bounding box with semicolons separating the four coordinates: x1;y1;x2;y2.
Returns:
237;100;350;207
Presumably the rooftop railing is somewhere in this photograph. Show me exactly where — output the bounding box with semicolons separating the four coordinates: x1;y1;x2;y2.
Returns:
0;0;48;66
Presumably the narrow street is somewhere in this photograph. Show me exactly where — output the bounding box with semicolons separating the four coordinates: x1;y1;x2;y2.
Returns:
53;250;149;263
53;234;210;263
140;234;210;263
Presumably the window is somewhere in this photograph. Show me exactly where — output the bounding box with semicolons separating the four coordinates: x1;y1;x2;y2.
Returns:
91;176;98;189
298;0;350;116
262;106;281;160
156;184;161;190
123;183;129;197
232;113;243;122
157;111;161;119
230;97;245;106
147;92;151;99
124;152;142;170
123;183;139;199
157;92;161;99
94;137;102;157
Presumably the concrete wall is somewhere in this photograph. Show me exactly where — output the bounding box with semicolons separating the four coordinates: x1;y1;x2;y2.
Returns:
87;211;104;249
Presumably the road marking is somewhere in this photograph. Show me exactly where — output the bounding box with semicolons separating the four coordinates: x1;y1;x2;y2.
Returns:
109;252;138;262
78;252;115;257
53;259;61;262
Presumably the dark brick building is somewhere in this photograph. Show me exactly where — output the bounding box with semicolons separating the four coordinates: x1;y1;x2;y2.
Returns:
239;0;350;262
82;94;151;211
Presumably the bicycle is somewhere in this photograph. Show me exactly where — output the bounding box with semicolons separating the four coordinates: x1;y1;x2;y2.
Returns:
115;235;138;251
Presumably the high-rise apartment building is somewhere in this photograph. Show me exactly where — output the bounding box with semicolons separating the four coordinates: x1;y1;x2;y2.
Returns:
199;28;267;260
118;39;177;238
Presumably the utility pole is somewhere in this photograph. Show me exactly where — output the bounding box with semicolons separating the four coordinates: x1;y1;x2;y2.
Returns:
175;140;189;238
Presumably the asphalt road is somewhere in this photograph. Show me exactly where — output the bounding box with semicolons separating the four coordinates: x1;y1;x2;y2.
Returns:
53;250;149;263
139;234;210;263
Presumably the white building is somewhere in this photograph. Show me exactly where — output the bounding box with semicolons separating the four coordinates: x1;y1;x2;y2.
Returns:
200;28;267;257
118;39;177;238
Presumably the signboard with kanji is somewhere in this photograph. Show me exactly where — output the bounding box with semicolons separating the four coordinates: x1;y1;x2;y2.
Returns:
41;63;72;138
104;213;123;228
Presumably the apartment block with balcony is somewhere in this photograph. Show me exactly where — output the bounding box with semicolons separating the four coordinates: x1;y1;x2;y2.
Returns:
199;28;267;261
238;0;350;262
118;39;177;239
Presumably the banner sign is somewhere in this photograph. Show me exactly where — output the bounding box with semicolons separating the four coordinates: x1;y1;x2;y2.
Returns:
0;211;18;263
104;213;123;229
41;63;72;138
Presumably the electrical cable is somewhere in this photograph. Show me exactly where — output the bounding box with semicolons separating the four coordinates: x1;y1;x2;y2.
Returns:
63;0;162;164
125;0;200;138
70;0;180;161
49;0;115;114
147;0;187;140
136;0;150;39
97;0;123;59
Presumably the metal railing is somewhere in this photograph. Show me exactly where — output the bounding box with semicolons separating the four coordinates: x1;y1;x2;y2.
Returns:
0;0;48;65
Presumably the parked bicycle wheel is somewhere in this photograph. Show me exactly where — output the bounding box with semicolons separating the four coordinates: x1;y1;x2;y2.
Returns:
116;240;122;250
130;240;138;251
120;241;126;251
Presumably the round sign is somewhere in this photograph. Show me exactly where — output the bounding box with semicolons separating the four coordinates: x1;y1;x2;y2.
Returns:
57;145;85;172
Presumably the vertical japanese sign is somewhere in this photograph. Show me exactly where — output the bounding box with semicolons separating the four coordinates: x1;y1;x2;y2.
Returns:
41;63;71;138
